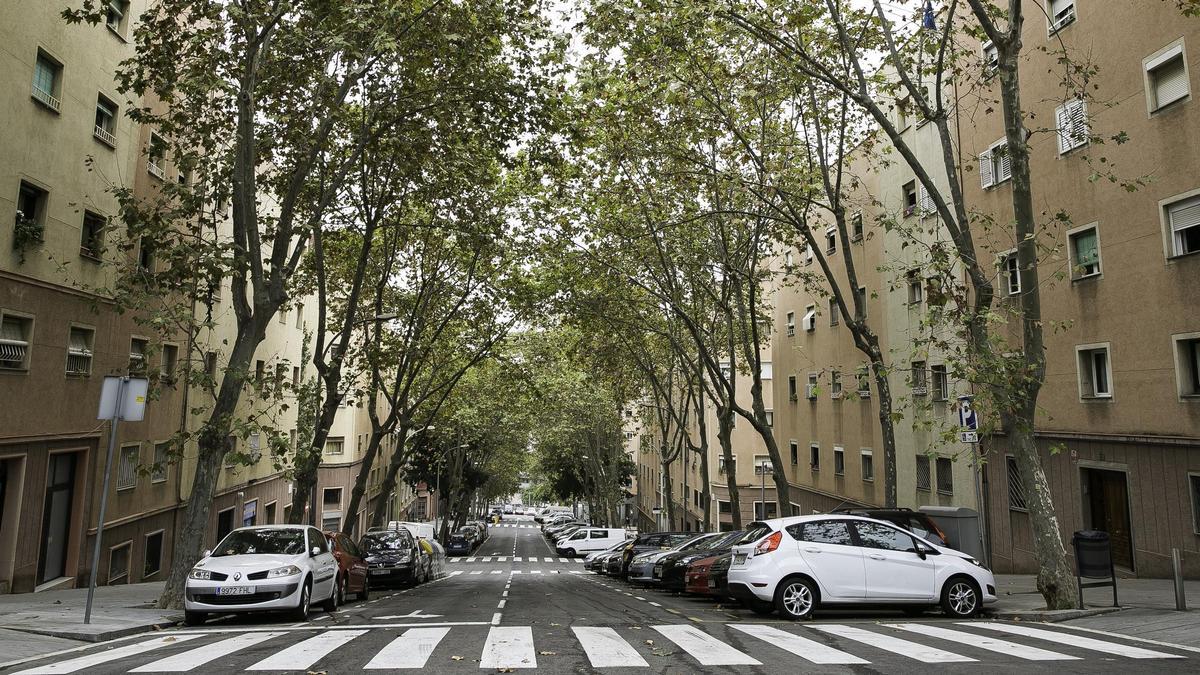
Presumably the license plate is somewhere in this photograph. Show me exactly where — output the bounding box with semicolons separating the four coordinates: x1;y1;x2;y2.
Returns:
370;569;391;576
217;585;254;596
733;552;747;565
708;580;717;588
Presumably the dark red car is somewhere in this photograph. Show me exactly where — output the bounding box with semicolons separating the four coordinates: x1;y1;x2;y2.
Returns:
325;530;370;605
685;554;721;596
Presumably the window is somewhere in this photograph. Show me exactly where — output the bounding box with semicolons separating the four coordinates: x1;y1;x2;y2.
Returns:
1077;344;1113;399
936;457;953;494
204;351;217;381
830;370;842;399
129;337;148;374
802;305;816;332
32;50;62;112
94;95;118;147
806;373;819;400
16;180;47;243
804;243;814;265
152;442;169;483
292;365;301;388
911;361;928;395
851;212;863;240
265;501;277;524
999;250;1021;296
143;531;163;578
0;314;33;370
761;361;773;380
138;237;155;273
80;210;106;259
1191;474;1200;534
788;519;853;545
109;542;131;584
148;132;166;179
854;286;867;320
1006;456;1028;511
785;311;795;337
1174;334;1200;398
902;180;917;217
717;500;731;514
323;487;342;509
216;508;234;542
917;183;934;216
295;303;304;328
861;449;874;482
255;359;265;385
906;270;923;304
718;456;728;474
753;455;771;476
825;226;837;254
828;297;838;326
833;447;845;475
325;438;345;455
1166;195;1200;257
274;363;286;394
784;250;794;267
1069;226;1101;278
856;367;871;397
1146;44;1189;111
979;139;1011;188
790;441;798;465
809;444;820;471
753;501;777;520
66;326;94;376
931;364;949;401
981;40;998;73
117;444;139;490
1056;99;1088;153
106;1;129;34
278;308;287;325
915;455;931;491
1048;0;1076;33
161;344;178;384
895;95;910;129
765;410;774;427
788;375;797;401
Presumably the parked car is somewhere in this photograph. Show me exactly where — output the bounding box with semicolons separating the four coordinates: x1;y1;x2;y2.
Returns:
727;515;997;620
555;527;627;557
618;531;692;578
184;525;338;625
545;522;585;539
833;507;949;547
584;541;628;571
445;532;474;556
375;521;436;541
458;524;484;548
360;528;427;587
684;553;722;596
324;530;370;604
703;552;736;598
628;532;720;585
656;529;757;591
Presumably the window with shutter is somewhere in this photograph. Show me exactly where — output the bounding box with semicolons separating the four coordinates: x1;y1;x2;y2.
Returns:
979;149;994;188
994;142;1012;182
117;444;139;490
1168;195;1200;256
0;315;32;370
1000;251;1021;295
1147;46;1189;111
917;183;935;215
67;326;94;375
1056;99;1088;153
1006;456;1028;511
785;311;795;336
803;306;816;331
1077;344;1113;399
1069;227;1101;278
915;455;931;491
1048;0;1076;33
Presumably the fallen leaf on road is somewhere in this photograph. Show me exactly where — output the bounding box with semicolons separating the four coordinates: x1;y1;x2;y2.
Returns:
539;651;556;655
451;656;464;661
644;639;654;645
306;671;326;675
163;637;176;643
549;622;560;626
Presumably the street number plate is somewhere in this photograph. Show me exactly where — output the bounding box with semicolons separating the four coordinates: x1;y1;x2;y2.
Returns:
217;585;254;596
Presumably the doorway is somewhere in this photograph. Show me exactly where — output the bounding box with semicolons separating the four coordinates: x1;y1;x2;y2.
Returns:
38;453;77;584
1081;467;1134;571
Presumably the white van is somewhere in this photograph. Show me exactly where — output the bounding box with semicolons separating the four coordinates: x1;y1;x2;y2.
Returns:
377;521;436;540
555;527;629;557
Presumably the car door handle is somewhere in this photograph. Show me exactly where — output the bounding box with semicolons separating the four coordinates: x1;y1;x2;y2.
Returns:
868;554;885;560
804;548;821;553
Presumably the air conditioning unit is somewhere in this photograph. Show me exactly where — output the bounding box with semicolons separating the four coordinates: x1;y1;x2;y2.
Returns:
857;388;871;398
805;384;818;400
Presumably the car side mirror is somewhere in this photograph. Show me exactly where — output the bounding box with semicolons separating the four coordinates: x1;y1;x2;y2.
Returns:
203;549;211;557
311;546;321;556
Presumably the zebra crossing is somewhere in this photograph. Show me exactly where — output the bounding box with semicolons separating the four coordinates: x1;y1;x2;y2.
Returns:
9;621;1187;673
490;523;537;528
447;556;584;563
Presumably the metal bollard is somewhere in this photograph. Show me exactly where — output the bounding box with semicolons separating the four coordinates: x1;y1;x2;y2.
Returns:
1173;548;1187;611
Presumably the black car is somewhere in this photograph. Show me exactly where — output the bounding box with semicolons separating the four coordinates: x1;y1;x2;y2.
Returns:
833;507;948;546
706;552;734;598
445;532;473;556
655;527;768;591
360;529;424;586
619;531;692;577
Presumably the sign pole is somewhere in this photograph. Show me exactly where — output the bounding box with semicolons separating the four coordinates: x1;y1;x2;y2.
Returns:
85;377;125;624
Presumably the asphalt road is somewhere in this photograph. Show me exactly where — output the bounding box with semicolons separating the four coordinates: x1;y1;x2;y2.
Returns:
5;515;1197;674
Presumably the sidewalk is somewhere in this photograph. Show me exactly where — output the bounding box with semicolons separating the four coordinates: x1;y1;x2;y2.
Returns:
988;573;1200;643
0;581;180;665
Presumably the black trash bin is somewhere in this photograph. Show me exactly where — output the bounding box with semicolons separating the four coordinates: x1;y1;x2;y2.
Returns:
1072;530;1118;608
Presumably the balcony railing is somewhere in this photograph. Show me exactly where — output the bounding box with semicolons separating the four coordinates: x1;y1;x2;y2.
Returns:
148;161;165;179
31;85;61;112
94;124;117;147
0;339;29;368
66;350;92;375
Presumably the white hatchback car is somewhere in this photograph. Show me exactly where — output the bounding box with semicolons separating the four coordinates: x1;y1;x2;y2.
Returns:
184;525;339;625
727;515;996;620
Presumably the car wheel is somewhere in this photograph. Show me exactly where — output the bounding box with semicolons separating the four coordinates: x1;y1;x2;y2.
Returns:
183;610;206;626
321;577;339;612
563;549;576;558
291;580;312;621
941;577;981;618
774;577;817;620
356;576;370;601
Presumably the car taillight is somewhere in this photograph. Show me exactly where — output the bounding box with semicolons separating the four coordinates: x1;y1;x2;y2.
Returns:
754;531;782;555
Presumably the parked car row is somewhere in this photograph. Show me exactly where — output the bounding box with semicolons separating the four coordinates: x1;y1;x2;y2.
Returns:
584;513;996;621
541;519;631;557
183;522;447;626
445;520;491;556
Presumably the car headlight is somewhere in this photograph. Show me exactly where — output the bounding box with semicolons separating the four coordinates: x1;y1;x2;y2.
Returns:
267;565;303;578
189;568;213;580
964;556;985;568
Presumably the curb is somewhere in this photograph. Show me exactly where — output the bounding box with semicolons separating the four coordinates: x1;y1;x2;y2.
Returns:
982;606;1123;623
2;618;181;643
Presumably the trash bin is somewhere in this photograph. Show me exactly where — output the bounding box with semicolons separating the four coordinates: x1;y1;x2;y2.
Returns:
1072;530;1118;608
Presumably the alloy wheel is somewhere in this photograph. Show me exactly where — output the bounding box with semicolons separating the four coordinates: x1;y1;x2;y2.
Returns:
781;581;813;618
948;581;977;616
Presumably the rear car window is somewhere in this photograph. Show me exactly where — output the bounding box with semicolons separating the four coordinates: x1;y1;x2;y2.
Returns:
787;520;854;546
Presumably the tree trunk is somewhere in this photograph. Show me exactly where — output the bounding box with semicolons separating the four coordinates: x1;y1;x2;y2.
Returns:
343;425;407;537
867;341;899;508
715;406;741;530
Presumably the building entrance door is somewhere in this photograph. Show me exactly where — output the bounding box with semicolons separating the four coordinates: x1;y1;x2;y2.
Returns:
1082;467;1134;571
38;453;76;584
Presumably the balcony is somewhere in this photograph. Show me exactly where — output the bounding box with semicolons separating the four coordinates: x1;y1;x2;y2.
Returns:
66;350;93;376
0;339;29;369
148;161;165;180
94;125;117;148
31;85;60;112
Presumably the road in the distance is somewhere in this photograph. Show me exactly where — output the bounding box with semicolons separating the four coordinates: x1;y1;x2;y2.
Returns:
4;515;1196;674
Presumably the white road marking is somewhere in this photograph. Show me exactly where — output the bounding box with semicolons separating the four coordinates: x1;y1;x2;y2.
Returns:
483;557;493;562
497;599;507;609
497;556;508;562
480;626;536;669
131;632;284;672
12;635;203;674
653;624;761;666
465;557;476;562
965;622;1185;659
513;557;523;562
573;627;649;667
558;558;570;563
491;570;502;574
887;623;1078;661
245;629;366;671
810;624;975;663
470;571;483;575
449;570;464;576
364;627;450;669
648;601;662;607
737;624;870;664
491;613;502;625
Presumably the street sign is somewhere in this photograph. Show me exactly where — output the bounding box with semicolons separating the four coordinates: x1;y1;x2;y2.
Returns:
957;395;979;443
97;376;149;421
960;431;979;443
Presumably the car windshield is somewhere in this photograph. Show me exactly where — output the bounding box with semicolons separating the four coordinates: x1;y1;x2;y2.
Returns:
679;534;717;551
360;531;413;552
213;529;306;557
